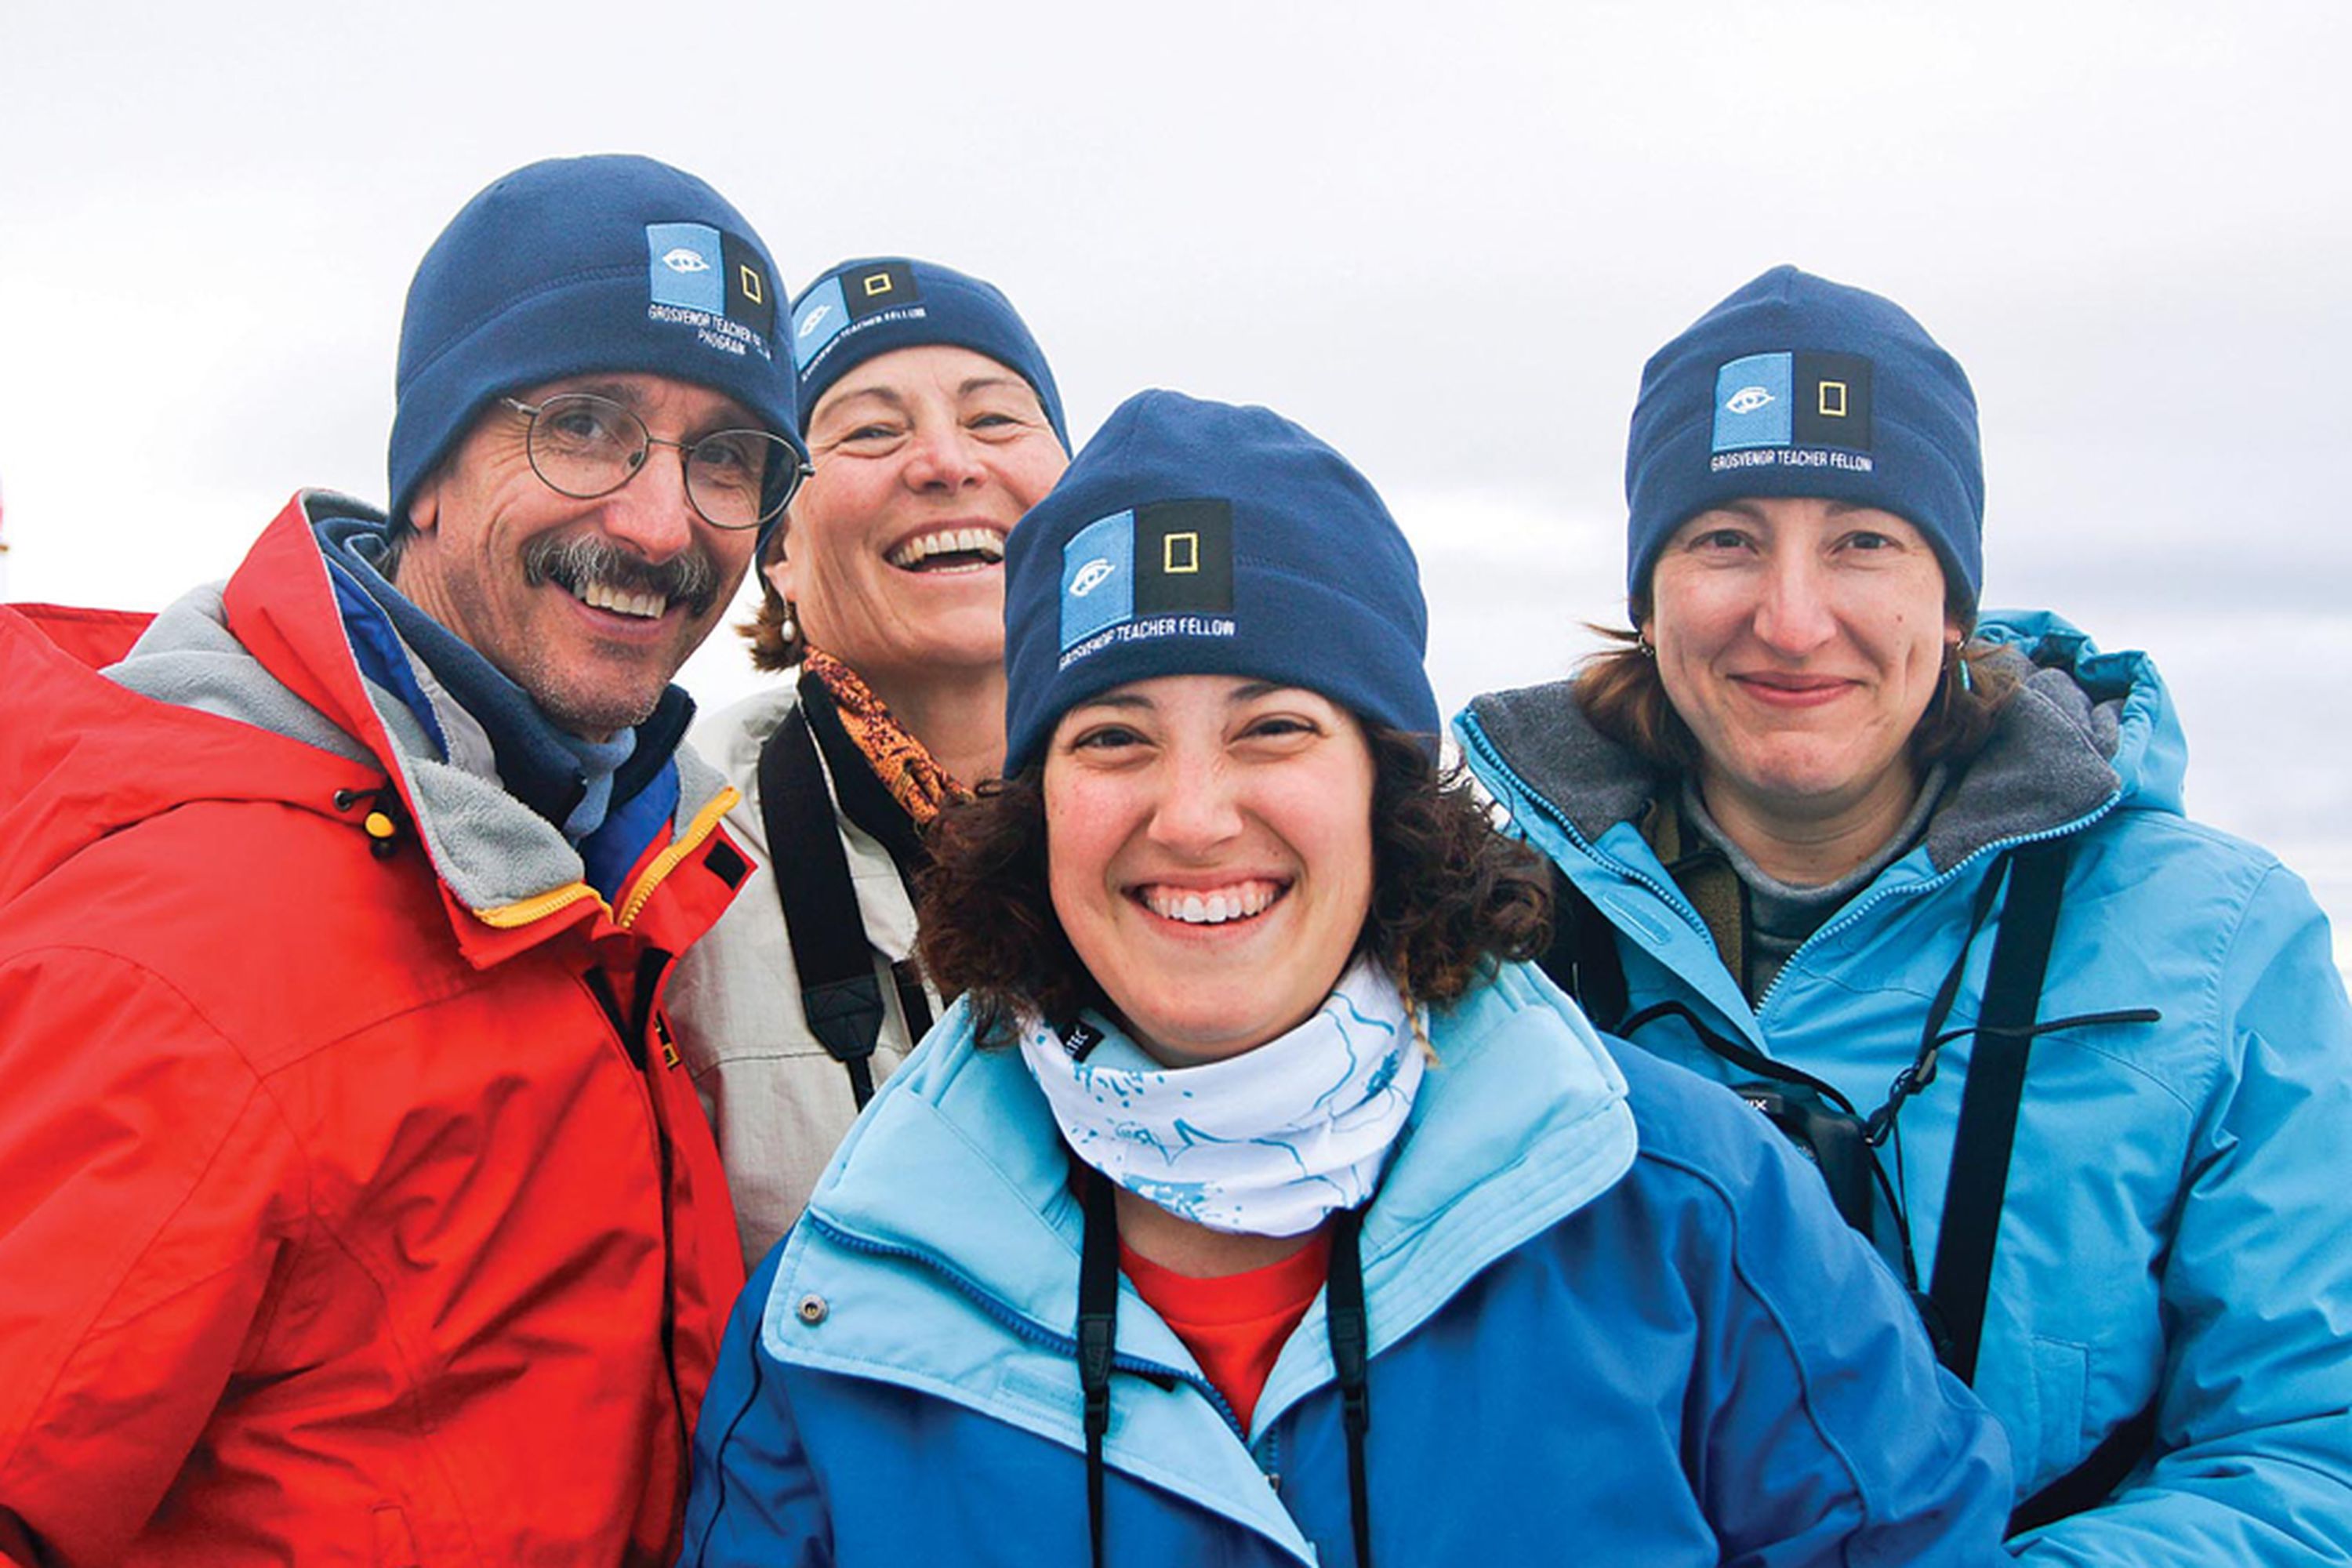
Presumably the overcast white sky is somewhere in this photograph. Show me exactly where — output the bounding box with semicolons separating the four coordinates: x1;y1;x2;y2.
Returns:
3;2;2347;970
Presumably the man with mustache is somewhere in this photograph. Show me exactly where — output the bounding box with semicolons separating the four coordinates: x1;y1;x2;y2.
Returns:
0;155;804;1566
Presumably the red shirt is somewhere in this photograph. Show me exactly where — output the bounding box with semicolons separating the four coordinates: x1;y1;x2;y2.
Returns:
1120;1232;1332;1431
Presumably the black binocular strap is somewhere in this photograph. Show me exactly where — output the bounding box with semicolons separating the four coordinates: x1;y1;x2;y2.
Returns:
1076;1167;1120;1568
1073;1167;1376;1568
1922;840;2160;1529
797;674;940;1038
797;673;931;901
1929;839;2071;1386
753;672;948;1110
754;705;888;1109
1548;837;2152;1526
1325;1206;1376;1568
2010;1400;2161;1534
1544;842;2071;1380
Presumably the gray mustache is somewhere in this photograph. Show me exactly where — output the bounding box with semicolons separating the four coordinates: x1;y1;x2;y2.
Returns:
522;532;721;617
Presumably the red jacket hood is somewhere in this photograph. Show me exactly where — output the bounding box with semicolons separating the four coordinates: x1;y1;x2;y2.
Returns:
2;492;741;966
0;597;376;909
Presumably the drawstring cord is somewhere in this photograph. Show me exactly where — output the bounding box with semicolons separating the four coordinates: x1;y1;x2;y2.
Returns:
332;784;406;859
1863;851;2159;1149
1865;1007;2162;1148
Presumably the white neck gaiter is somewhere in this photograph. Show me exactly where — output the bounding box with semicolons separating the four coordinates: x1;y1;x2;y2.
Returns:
1018;958;1425;1237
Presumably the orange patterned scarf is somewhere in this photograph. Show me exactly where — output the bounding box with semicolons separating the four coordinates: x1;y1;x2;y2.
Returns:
800;647;976;826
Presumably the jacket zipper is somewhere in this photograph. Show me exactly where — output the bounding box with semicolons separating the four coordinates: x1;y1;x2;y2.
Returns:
583;951;696;1518
1752;806;2121;1014
616;788;738;927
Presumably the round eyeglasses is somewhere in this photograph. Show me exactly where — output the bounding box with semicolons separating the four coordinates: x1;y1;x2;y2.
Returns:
500;393;811;531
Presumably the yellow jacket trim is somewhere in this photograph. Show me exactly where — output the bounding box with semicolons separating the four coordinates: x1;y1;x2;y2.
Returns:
474;880;607;930
618;786;740;928
469;786;740;932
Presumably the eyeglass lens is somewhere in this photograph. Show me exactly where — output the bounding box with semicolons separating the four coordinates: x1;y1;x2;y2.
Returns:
525;393;793;528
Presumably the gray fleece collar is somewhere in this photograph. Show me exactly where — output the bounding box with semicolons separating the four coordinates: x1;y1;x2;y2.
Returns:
1465;645;2125;877
1462;677;1659;847
106;535;730;919
107;584;381;767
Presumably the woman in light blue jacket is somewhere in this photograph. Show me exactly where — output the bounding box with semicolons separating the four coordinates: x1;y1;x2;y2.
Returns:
678;390;2017;1566
1457;266;2352;1563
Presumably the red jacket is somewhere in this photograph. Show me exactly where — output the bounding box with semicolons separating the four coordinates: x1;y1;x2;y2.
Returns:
0;495;749;1566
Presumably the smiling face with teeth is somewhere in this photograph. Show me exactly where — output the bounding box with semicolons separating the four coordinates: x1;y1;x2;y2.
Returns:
773;344;1066;699
1044;675;1377;1068
396;372;764;739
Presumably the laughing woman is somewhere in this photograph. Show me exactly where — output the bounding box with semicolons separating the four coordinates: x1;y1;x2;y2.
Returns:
677;392;2016;1566
666;259;1072;1266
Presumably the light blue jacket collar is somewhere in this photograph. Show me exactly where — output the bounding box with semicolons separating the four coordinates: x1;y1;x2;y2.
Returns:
1452;611;2177;1044
762;963;1636;1559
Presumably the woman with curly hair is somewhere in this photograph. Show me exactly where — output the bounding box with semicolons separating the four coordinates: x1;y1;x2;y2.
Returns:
678;392;2016;1566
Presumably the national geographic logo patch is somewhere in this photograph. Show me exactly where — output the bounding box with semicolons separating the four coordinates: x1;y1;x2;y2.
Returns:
1709;351;1876;475
843;263;919;321
1789;352;1871;449
1059;499;1237;666
790;261;928;376
720;234;775;337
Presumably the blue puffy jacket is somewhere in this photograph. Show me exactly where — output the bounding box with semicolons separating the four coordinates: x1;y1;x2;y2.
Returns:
680;961;2015;1566
1455;610;2352;1564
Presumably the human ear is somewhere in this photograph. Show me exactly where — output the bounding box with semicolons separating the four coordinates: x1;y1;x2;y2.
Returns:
764;512;800;601
407;470;445;537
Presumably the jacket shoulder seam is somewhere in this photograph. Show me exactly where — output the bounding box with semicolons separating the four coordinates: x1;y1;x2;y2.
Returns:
1626;1142;1915;1530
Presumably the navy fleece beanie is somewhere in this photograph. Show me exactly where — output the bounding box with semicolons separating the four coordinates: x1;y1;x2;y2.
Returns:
1002;391;1436;773
1624;266;1983;617
389;154;803;542
788;257;1068;448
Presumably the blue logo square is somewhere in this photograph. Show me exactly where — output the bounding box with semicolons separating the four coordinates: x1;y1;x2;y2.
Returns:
1061;512;1136;651
1712;352;1794;452
791;275;851;372
647;223;724;314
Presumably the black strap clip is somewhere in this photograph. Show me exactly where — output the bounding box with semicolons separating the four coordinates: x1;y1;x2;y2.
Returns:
801;975;885;1069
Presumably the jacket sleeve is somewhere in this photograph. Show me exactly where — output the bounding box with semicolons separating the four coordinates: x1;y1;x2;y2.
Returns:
2015;863;2352;1566
0;947;301;1566
677;1249;834;1568
1642;1057;2020;1568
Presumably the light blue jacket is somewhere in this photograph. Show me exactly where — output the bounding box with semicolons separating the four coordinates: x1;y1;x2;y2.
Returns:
1455;610;2352;1564
680;962;2015;1566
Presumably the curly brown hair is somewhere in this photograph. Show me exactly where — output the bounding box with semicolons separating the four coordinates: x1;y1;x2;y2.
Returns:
917;724;1553;1047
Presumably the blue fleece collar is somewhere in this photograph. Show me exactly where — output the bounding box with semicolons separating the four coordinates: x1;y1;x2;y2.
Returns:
314;513;693;895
